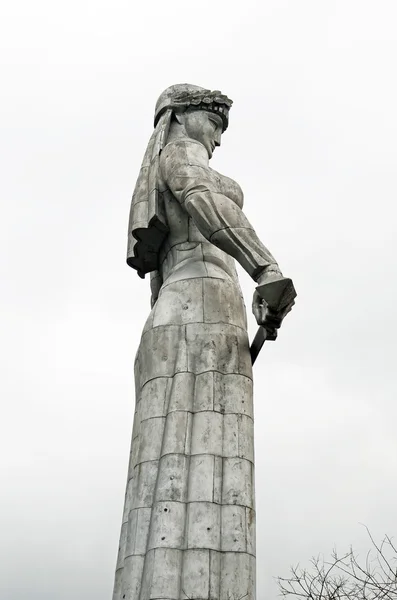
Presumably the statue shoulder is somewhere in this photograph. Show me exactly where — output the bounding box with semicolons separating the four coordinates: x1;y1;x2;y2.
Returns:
160;139;209;180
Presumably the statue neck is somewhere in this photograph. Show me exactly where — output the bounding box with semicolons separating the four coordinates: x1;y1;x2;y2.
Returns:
166;121;189;144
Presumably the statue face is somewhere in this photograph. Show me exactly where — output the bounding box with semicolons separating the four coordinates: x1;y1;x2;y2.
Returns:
180;110;223;158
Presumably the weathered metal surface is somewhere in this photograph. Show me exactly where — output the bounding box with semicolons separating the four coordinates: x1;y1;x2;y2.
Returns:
113;84;296;600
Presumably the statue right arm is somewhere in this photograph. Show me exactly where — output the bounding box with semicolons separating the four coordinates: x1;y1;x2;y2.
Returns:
160;139;278;281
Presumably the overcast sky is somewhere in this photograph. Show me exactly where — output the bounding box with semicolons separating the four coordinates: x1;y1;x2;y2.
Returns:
1;1;397;599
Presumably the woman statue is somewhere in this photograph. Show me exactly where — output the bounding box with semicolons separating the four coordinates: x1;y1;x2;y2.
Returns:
113;84;295;600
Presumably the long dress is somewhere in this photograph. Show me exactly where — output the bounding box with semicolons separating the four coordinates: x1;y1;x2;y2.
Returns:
113;138;271;600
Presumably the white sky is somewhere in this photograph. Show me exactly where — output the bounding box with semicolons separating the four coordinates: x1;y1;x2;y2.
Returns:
1;1;397;599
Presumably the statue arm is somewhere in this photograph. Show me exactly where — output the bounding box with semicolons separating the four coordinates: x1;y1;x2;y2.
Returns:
160;140;278;281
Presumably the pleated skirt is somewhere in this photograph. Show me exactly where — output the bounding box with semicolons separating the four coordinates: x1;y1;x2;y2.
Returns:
113;275;256;600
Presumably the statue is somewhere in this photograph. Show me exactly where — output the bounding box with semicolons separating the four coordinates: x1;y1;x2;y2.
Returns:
113;84;296;600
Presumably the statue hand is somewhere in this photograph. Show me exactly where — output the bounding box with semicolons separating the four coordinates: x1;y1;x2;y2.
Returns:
252;289;268;326
252;289;295;332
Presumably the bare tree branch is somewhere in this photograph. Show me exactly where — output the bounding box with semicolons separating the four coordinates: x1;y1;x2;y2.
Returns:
276;530;397;600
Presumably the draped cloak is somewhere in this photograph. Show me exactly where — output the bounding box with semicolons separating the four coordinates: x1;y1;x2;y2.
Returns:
126;109;172;278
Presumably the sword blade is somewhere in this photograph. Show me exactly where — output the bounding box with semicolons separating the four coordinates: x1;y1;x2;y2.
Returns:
250;326;267;365
250;325;278;365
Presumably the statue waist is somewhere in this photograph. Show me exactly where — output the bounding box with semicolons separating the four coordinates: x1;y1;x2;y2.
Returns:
160;241;238;285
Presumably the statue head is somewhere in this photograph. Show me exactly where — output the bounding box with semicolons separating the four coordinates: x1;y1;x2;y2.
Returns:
154;83;233;158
